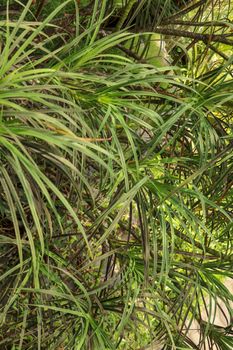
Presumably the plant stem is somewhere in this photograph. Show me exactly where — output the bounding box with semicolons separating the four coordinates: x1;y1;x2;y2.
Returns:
116;0;137;31
151;27;233;46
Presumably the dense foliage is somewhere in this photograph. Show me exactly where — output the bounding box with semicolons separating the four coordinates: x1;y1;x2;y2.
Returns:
0;1;232;349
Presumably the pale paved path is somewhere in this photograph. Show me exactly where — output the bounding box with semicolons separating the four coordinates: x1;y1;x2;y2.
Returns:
187;278;233;349
140;278;233;349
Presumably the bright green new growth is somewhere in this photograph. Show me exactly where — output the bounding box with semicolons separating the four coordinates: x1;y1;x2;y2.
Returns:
124;33;170;67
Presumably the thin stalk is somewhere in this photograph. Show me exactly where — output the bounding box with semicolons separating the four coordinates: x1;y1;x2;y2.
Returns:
116;0;137;31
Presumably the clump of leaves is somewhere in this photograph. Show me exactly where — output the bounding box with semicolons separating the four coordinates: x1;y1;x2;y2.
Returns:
0;1;232;350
